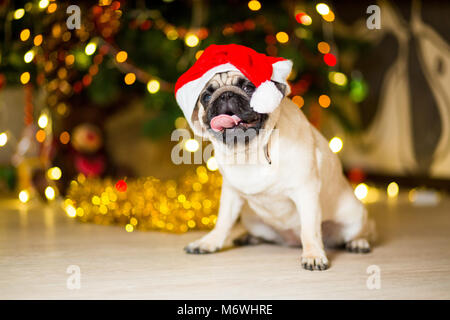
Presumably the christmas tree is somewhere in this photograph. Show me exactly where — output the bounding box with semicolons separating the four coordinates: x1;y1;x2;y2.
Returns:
0;0;370;232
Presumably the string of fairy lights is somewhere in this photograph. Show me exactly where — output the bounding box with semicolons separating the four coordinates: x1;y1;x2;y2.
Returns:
0;0;416;233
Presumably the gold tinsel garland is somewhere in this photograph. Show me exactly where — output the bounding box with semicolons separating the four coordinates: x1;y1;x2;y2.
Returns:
65;166;222;233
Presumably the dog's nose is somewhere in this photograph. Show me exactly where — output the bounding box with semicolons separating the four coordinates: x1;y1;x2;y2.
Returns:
219;91;235;100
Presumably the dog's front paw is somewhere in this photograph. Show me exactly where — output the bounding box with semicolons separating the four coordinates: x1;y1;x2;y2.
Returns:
345;238;371;253
184;233;223;254
301;251;329;271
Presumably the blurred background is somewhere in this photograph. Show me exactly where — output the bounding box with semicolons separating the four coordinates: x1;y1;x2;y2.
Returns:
0;0;449;232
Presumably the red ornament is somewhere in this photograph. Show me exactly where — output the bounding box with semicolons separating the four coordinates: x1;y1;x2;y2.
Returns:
295;13;306;24
115;179;127;192
348;168;366;184
323;53;337;67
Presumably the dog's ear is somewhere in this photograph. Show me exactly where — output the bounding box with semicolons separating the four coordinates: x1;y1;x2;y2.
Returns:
271;81;289;97
190;104;207;138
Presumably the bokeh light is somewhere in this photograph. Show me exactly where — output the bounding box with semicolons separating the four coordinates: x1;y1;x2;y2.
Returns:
14;9;25;20
20;29;30;41
38;114;49;128
0;132;7;147
124;73;136;85
116;51;128;63
318;94;331;108
20;72;30;84
34;34;43;46
387;182;399;198
323;53;337;66
48;167;62;180
276;32;289;44
45;186;56;200
60;131;70;144
185;34;199;47
24;50;34;63
354;183;369;201
19;190;30;203
292;95;304;108
316;3;330;15
184;139;200;152
206;157;219;171
147;79;160;93
329;136;343;153
317;41;330;54
248;0;261;11
38;0;49;9
85;42;97;55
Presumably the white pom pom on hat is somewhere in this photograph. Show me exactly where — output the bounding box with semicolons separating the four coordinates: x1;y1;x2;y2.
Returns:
175;44;293;128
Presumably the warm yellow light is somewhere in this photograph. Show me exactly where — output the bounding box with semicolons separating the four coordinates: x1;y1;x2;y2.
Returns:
20;29;30;41
45;186;56;200
115;51;128;63
365;187;380;204
38;114;49;129
38;0;50;9
317;41;330;54
65;54;75;65
24;50;34;63
19;190;30;203
34;34;43;46
166;29;178;40
125;224;134;232
248;0;261;11
0;132;7;147
318;94;331;108
354;183;369;200
316;3;330;15
184;139;200;152
35;129;46;143
174;117;187;129
185;34;199;47
329;136;343;153
387;182;399;198
20;72;30;84
276;31;289;44
124;73;136;85
47;2;57;13
85;42;97;55
14;8;25;20
48;167;62;180
329;72;348;86
65;204;77;218
147;79;160;93
206;156;219;171
300;15;312;25
323;11;335;22
292;96;304;108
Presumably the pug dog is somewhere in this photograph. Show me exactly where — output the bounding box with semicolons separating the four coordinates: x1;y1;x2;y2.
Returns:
184;71;374;271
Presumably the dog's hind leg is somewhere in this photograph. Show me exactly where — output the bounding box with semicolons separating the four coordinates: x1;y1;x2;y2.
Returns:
333;190;374;254
239;204;286;245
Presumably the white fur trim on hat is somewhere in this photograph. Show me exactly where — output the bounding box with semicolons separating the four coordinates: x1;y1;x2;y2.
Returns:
271;60;293;95
250;80;283;114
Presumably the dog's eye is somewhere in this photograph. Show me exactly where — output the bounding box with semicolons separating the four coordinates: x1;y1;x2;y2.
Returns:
202;93;211;104
243;84;255;94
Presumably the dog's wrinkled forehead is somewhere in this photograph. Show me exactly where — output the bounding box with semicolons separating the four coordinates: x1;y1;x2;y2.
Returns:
204;71;246;91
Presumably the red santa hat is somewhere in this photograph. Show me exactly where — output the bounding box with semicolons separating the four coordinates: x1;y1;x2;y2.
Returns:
175;44;292;127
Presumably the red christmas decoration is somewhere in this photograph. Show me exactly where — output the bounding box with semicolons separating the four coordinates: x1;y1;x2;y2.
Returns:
348;168;366;184
323;53;337;67
115;179;127;192
295;13;306;24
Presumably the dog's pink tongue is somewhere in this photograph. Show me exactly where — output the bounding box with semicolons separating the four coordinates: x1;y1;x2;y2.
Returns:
210;114;241;132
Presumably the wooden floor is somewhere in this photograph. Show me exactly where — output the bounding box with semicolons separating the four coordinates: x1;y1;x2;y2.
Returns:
0;192;449;300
